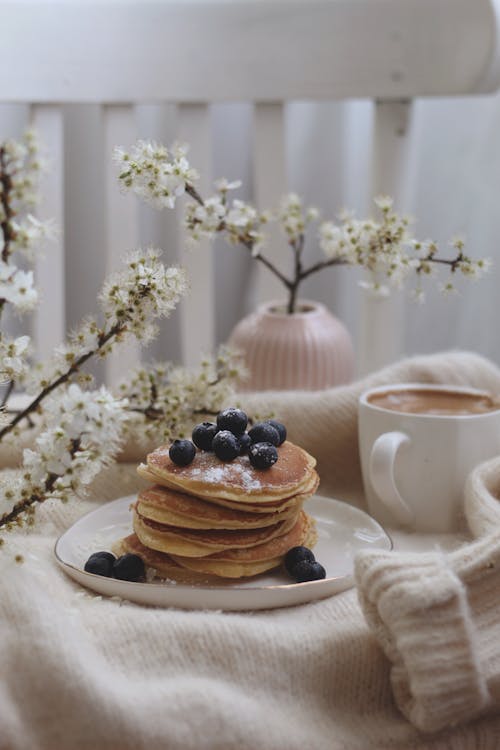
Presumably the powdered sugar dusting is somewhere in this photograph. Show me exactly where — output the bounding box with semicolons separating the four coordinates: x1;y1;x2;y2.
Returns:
233;466;262;491
170;451;264;492
203;466;225;483
196;460;262;491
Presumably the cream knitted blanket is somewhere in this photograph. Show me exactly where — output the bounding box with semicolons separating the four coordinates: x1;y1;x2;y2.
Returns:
2;351;500;750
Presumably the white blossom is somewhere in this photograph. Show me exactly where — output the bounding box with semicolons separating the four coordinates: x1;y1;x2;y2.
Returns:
458;257;492;279
439;281;458;296
225;199;258;229
214;178;242;193
0;267;38;311
0;335;30;380
374;195;394;211
99;248;187;341
1;130;43;209
10;214;56;258
114;140;199;210
277;193;318;245
18;384;129;504
319;222;351;261
185;196;226;240
358;279;391;297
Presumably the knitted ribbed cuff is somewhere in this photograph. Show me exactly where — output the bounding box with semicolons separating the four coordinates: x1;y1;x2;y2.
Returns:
464;456;500;538
355;549;491;733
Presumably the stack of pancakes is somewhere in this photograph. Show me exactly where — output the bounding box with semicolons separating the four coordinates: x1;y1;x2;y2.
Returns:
114;440;319;581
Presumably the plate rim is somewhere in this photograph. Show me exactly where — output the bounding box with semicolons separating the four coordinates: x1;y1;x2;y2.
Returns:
54;494;393;594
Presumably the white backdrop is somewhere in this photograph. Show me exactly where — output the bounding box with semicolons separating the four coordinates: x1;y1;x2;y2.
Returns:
1;94;499;373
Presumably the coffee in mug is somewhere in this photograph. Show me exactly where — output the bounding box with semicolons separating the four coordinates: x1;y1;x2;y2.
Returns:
368;388;499;416
358;383;500;532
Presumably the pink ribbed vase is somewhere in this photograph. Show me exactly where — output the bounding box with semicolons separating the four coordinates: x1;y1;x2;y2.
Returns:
228;300;355;391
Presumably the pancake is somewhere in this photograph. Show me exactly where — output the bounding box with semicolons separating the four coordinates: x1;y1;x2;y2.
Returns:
112;535;227;585
136;485;302;530
141;440;317;504
171;512;317;578
115;510;317;580
133;507;299;557
137;463;319;513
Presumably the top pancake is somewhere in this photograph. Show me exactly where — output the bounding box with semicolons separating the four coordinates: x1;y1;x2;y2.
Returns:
140;440;317;504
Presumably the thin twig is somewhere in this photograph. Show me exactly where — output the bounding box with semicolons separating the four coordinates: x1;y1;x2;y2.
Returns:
0;146;16;319
0;322;123;442
0;467;60;529
0;379;14;409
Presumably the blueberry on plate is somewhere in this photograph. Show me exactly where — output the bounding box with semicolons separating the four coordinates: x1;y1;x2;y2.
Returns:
216;407;248;436
84;551;115;577
213;430;241;461
248;441;278;469
266;419;287;446
284;546;315;576
113;553;146;582
192;421;218;451
169;439;196;466
248;422;280;446
89;550;116;565
290;560;326;583
238;432;252;455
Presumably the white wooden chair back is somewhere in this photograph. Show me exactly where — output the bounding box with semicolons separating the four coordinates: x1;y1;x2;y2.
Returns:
1;0;499;381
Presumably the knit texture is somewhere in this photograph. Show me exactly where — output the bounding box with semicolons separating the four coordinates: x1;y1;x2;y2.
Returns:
2;351;500;750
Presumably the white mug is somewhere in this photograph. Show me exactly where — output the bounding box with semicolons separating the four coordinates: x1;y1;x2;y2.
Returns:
358;383;500;532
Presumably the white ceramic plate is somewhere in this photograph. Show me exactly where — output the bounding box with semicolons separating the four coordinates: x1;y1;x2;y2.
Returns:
55;495;392;611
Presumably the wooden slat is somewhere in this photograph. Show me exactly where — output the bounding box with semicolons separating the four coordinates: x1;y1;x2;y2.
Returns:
103;104;140;384
0;1;499;102
357;99;413;375
177;103;214;366
30;104;65;358
253;102;288;306
135;103;183;365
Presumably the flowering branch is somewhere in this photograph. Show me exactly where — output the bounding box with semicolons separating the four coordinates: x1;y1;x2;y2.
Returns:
116;346;246;445
116;142;492;313
0;249;187;444
0;136;242;547
0;131;55;395
0;385;128;532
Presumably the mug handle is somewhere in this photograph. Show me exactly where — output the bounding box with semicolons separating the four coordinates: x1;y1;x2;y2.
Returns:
369;431;415;526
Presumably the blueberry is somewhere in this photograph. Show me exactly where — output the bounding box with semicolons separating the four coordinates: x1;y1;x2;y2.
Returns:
192;422;218;451
113;553;146;582
248;422;280;446
212;430;241;461
88;551;116;565
266;419;287;446
84;553;114;577
248;441;278;470
216;407;248;436
284;546;315;575
239;432;252;455
291;560;326;583
169;439;196;466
